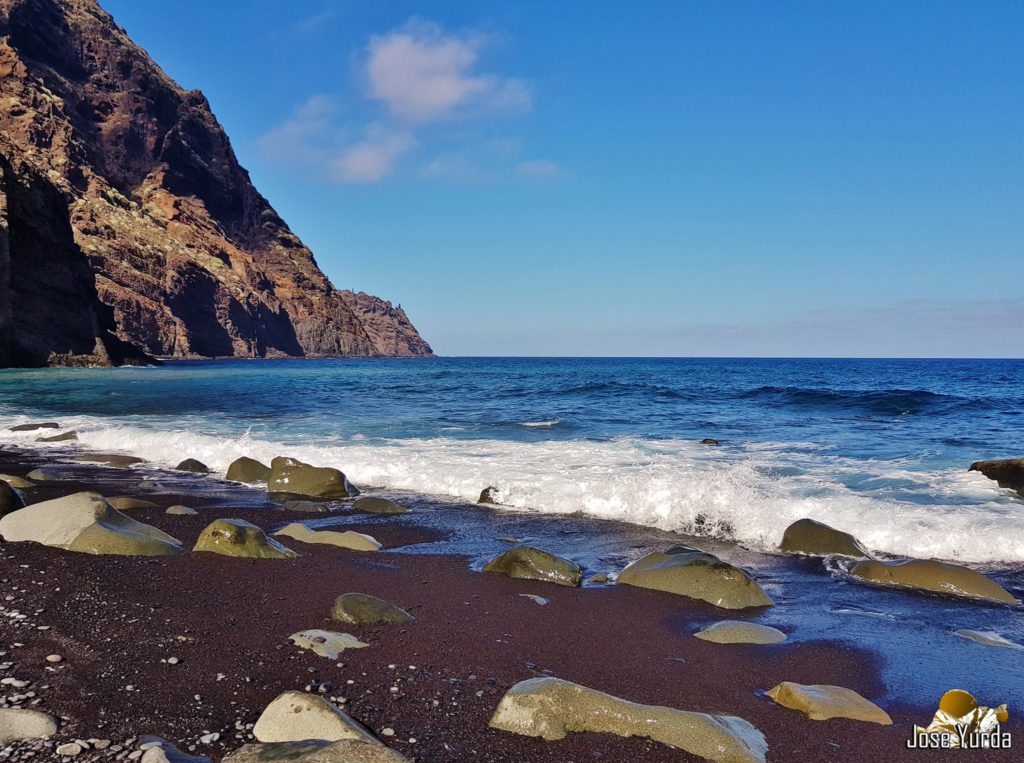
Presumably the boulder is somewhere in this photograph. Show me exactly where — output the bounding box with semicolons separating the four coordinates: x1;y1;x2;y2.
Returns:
36;430;78;442
72;453;145;467
490;677;767;762
166;505;198;515
282;500;335;513
694;621;787;645
969;458;1024;497
478;486;498;504
352;496;406;514
289;630;368;659
269;457;359;498
483;546;582;587
778;519;868;558
25;468;68;481
175;458;211;474
10;422;59;432
0;708;58;744
194;518;297;559
0;474;34;488
766;682;892;725
0;492;182;556
849;559;1019;605
223;740;408;763
253;691;378;744
275;523;381;551
139;736;212;763
226;457;272;483
586;573;610;585
0;480;25;518
618;545;773;609
701;438;720;446
330;593;415;625
107;496;159;510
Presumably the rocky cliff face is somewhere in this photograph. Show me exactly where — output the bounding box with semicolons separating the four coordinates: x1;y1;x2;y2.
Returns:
0;0;431;366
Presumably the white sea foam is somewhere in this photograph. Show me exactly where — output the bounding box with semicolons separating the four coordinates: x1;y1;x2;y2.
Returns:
5;413;1024;563
518;419;560;428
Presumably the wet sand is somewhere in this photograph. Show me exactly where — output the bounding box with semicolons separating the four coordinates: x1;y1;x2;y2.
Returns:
0;446;1018;762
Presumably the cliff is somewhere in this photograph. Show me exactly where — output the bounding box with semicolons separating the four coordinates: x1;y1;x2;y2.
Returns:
0;0;431;365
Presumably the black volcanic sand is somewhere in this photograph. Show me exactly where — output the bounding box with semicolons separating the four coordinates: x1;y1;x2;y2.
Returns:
0;447;1018;762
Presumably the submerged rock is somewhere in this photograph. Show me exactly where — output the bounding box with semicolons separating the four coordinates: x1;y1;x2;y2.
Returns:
483;546;582;587
107;496;159;510
0;480;25;518
226;457;272;483
166;505;198;515
25;468;68;481
289;630;368;659
269;457;359;498
766;682;892;725
0;492;182;556
36;430;78;442
969;458;1024;497
352;496;407;514
224;740;408;763
194;518;297;559
849;559;1019;605
478;486;498;504
586;573;610;585
694;621;786;644
276;523;381;551
618;545;773;609
0;708;58;744
282;500;335;513
10;422;59;432
779;518;868;558
330;593;415;625
700;438;720;446
0;474;35;489
175;458;211;474
72;453;145;467
954;629;1024;650
490;677;767;762
253;691;378;744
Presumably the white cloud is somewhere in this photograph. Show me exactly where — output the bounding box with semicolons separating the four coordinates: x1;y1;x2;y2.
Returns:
366;19;531;124
332;127;416;183
516;159;564;181
257;94;339;166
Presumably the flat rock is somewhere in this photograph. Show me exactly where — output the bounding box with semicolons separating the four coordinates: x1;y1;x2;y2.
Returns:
253;691;378;744
268;457;359;498
139;736;212;762
352;496;406;514
849;558;1019;605
0;474;35;489
289;630;368;659
10;422;59;432
226;457;272;483
694;621;787;644
276;523;381;551
953;629;1024;650
330;593;415;625
175;458;211;473
618;545;773;609
483;546;582;587
194;518;297;559
25;468;69;481
778;518;868;558
224;740;408;763
166;505;198;515
0;491;182;556
0;708;58;744
107;496;160;510
36;430;78;442
766;682;892;725
72;453;145;467
0;480;26;518
969;458;1024;497
490;677;767;762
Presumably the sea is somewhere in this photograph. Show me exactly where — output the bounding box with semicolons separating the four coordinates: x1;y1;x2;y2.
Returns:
1;356;1023;705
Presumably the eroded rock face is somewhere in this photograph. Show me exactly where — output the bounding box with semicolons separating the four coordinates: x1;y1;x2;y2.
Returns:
269;457;359;499
0;0;430;367
969;459;1024;497
0;491;182;556
490;677;768;762
766;682;892;725
253;691;377;744
224;740;409;763
483;546;583;587
694;621;786;645
352;496;406;515
618;546;773;609
193;518;297;559
330;593;415;625
226;457;271;483
849;559;1019;605
275;523;381;551
779;519;868;558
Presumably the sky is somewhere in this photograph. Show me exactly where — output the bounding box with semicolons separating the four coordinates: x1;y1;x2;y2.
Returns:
101;0;1023;357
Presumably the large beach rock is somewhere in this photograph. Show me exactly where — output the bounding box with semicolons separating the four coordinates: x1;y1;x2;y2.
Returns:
226;457;272;483
779;519;868;558
175;458;211;474
253;691;377;744
766;682;892;725
478;486;498;504
73;453;145;467
289;630;368;659
330;593;415;625
352;496;406;514
0;474;35;489
0;492;182;556
483;546;582;587
969;458;1024;497
694;621;786;645
849;559;1019;605
36;430;78;442
0;480;25;518
0;708;57;744
10;422;58;432
618;545;773;609
194;518;297;559
490;677;767;762
224;740;408;763
107;496;159;510
276;523;381;551
269;457;359;498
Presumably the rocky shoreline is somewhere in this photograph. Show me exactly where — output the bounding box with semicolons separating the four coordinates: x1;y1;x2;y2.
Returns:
0;441;1019;761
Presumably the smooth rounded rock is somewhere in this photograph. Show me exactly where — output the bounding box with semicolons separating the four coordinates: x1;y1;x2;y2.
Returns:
194;518;297;559
269;457;359;498
849;558;1019;605
166;505;198;515
26;468;69;481
352;496;406;514
779;519;868;558
276;523;381;551
0;474;35;489
618;545;773;609
766;682;892;725
253;691;377;744
330;593;415;625
139;735;212;762
175;458;211;473
0;708;58;744
226;457;272;483
694;621;787;644
483;546;582;587
107;496;159;511
223;740;408;763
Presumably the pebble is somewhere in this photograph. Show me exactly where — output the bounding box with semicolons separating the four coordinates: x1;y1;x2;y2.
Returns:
56;742;83;756
199;732;219;744
381;728;395;737
46;654;63;663
166;657;180;665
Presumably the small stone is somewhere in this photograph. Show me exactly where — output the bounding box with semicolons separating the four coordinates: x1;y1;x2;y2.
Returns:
56;742;83;756
167;657;180;665
45;655;62;664
381;728;395;737
199;732;220;744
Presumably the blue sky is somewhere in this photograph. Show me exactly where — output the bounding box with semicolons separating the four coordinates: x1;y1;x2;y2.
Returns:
102;1;1023;357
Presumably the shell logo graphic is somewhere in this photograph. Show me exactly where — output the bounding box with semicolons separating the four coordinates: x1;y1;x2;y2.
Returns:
908;689;1011;750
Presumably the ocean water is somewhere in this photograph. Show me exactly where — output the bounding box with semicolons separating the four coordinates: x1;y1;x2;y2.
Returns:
2;357;1023;563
